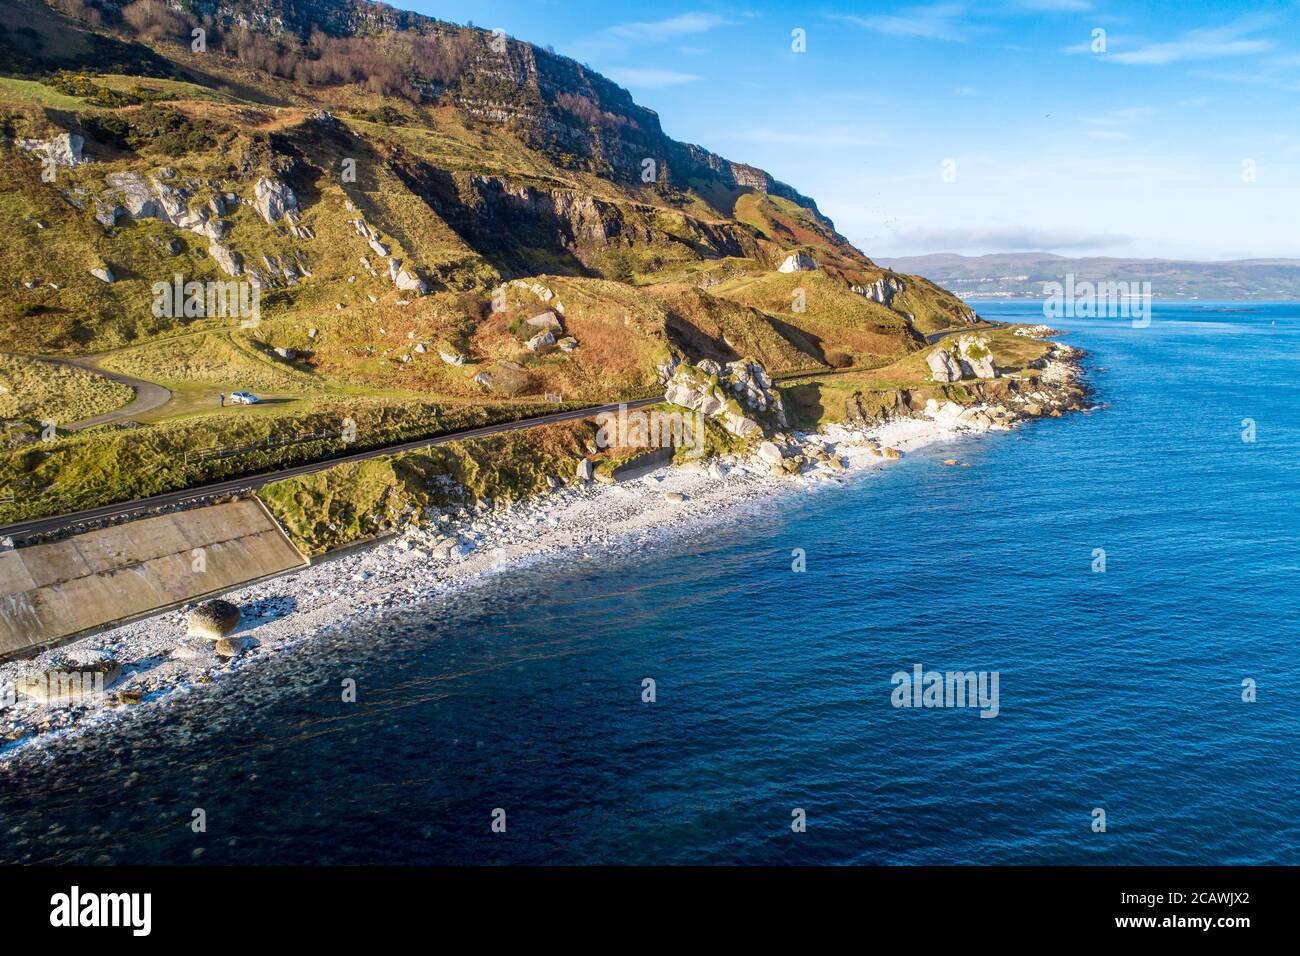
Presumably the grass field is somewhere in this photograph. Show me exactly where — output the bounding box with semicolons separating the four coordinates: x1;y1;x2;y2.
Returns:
0;354;134;425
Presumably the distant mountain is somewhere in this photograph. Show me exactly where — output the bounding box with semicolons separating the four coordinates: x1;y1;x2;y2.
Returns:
878;253;1300;300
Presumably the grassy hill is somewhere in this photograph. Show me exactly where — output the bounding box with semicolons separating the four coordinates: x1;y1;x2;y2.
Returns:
0;0;982;531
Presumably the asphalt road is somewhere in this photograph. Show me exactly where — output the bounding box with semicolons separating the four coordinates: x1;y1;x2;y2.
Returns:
925;322;999;344
0;396;661;541
0;341;993;542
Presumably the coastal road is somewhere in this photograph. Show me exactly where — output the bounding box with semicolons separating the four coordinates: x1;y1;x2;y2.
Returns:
925;322;1000;344
0;355;948;542
0;396;662;541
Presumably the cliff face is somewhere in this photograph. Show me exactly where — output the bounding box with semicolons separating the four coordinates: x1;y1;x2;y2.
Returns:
82;0;825;220
0;0;980;378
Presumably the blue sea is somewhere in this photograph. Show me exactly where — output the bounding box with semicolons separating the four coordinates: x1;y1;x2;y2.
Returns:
2;301;1298;865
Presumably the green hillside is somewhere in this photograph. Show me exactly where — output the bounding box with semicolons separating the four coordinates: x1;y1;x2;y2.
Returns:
0;0;983;528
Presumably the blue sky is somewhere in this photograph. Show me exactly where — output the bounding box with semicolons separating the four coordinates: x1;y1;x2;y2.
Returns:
414;1;1300;260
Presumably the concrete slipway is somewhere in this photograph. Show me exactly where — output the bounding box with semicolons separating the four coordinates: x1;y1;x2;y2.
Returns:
0;498;307;661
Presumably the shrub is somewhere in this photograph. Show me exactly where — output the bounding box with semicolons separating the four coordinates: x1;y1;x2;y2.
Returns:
825;350;853;368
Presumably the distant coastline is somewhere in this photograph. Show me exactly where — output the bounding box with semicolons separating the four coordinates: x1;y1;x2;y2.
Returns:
880;252;1300;301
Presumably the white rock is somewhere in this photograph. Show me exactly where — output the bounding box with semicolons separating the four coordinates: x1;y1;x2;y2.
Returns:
955;335;996;379
927;347;962;383
526;330;556;353
526;311;562;332
254;177;299;224
777;251;818;273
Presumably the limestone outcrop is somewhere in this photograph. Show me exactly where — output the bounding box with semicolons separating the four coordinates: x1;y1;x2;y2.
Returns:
927;347;962;382
254;177;298;224
663;357;786;437
19;132;84;167
777;252;818;273
955;335;996;379
928;336;996;382
855;274;904;306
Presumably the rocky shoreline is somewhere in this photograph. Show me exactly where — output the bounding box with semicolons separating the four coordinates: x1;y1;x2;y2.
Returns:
0;341;1088;765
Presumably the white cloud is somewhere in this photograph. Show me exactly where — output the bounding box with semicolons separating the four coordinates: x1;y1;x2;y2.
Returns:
609;13;726;41
1019;0;1091;10
833;4;970;43
604;67;700;88
1091;23;1274;66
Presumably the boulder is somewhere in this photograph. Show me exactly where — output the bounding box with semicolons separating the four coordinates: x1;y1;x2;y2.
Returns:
89;266;115;284
214;637;247;659
777;251;818;273
664;366;725;416
557;337;578;352
955;335;996;379
368;237;390;257
105;171;160;220
664;357;785;436
722;410;760;437
253;177;299;224
207;241;242;277
575;458;593;482
526;311;562;332
187;599;241;640
394;269;427;295
881;447;901;460
439;351;465;366
724;359;776;412
430;536;459;559
756;442;784;465
472;371;492;387
94;201;123;228
48;133;84;166
526;329;557;353
664;491;686;502
927;347;962;382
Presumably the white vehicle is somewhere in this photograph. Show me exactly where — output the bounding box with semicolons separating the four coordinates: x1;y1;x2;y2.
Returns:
228;391;260;405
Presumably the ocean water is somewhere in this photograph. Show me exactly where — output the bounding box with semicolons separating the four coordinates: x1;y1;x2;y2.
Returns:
2;301;1298;865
